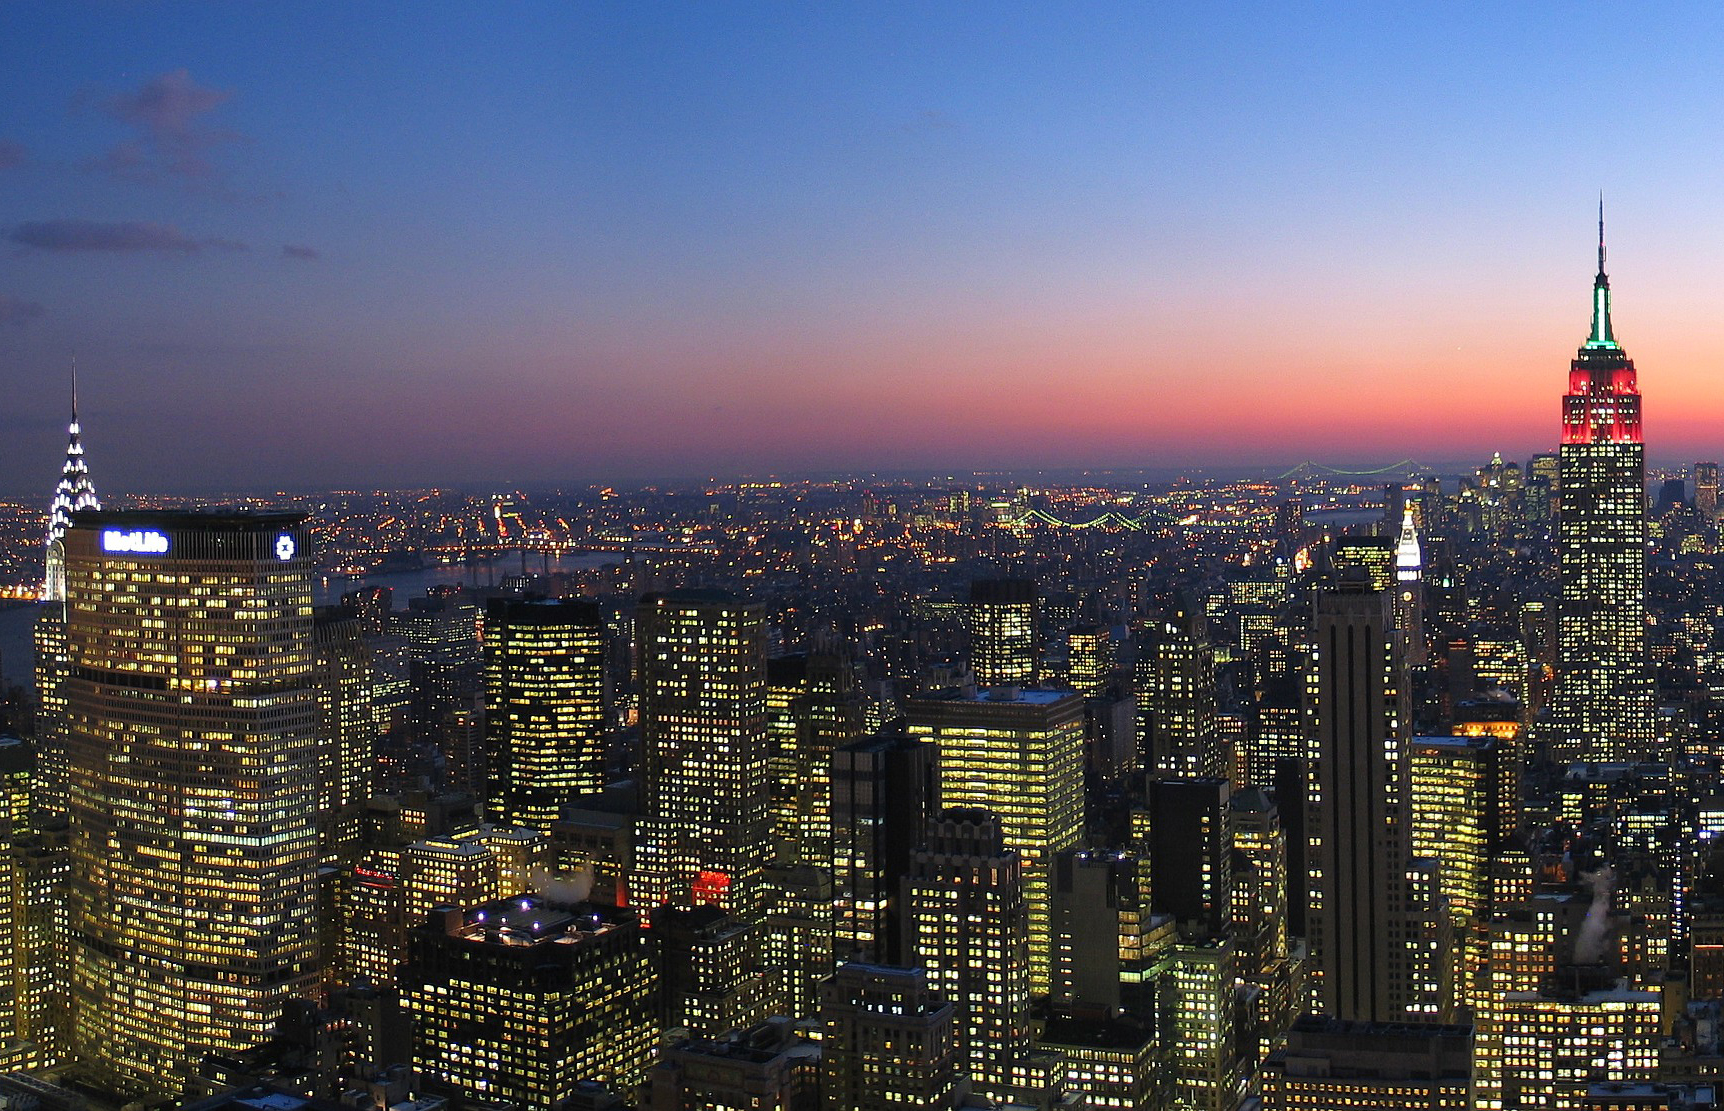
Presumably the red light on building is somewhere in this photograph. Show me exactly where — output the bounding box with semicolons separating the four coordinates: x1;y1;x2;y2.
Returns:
692;870;731;906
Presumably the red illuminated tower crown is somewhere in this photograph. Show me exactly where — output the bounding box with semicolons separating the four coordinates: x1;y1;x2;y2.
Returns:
1561;200;1640;446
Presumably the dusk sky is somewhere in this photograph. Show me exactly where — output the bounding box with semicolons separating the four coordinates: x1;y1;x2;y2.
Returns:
7;4;1724;492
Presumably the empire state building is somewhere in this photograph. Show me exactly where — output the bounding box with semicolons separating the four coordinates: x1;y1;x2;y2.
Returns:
1550;209;1656;763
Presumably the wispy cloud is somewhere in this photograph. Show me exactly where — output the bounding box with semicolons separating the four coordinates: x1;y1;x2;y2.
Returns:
0;294;45;326
0;140;24;170
282;244;320;260
9;219;248;253
85;69;244;184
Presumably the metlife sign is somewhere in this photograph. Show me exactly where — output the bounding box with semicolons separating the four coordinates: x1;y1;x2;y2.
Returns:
101;528;170;555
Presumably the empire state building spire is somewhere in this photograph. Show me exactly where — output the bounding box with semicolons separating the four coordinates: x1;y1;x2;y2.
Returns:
1588;195;1617;350
45;361;100;601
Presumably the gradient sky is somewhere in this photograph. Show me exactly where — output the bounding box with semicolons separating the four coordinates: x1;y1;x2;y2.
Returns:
6;3;1724;492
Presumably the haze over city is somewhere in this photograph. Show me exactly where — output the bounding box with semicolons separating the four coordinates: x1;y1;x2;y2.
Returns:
7;4;1724;490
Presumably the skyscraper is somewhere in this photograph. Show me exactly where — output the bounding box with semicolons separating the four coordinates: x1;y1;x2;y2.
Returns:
1307;580;1420;1023
636;589;772;918
831;731;939;965
1697;461;1719;522
1135;618;1224;781
63;511;319;1096
900;809;1032;1103
36;368;100;822
1394;507;1426;666
484;598;607;832
43;365;99;606
1550;208;1656;763
905;686;1083;994
968;578;1040;686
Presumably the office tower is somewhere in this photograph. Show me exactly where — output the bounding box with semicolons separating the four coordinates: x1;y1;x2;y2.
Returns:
1307;580;1419;1022
649;1018;822;1111
901;810;1031;1101
1551;212;1657;763
437;698;486;799
1246;671;1304;791
400;594;482;734
1136;618;1224;780
820;963;969;1111
1526;452;1560;524
1394;507;1427;666
312;610;376;865
30;614;69;822
1162;937;1242;1111
35;373;99;822
1698;461;1720;521
905;687;1083;994
1259;1016;1474;1110
1473;893;1661;1108
968;578;1040;686
484;598;607;832
1332;536;1396;591
652;903;779;1037
1476;985;1660;1109
1232;788;1301;1058
400;895;658;1108
761;864;834;1019
636;589;772;918
0;741;44;1070
832;731;939;965
1409;736;1516;1013
1066;624;1114;696
765;648;864;870
13;822;69;1070
1037;1012;1157;1111
1050;849;1151;1017
63;511;319;1096
1143;777;1232;939
338;794;488;989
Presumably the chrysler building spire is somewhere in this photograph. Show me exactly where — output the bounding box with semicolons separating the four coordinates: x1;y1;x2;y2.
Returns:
45;360;100;601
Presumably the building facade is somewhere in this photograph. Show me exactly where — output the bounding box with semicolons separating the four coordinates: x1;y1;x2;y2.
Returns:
63;511;320;1096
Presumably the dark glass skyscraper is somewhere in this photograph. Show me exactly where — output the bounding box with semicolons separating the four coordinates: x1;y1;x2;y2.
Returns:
1550;211;1656;763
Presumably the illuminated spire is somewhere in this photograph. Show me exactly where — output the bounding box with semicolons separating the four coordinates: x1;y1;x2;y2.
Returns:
45;359;100;601
1586;194;1618;349
1395;507;1422;581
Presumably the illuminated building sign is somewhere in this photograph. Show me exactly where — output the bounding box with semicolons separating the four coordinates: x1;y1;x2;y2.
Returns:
274;534;297;561
101;528;169;555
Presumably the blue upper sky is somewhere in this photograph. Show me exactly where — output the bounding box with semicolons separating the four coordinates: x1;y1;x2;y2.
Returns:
6;3;1724;490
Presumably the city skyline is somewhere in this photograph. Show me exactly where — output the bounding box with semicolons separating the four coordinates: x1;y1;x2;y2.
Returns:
8;6;1724;488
